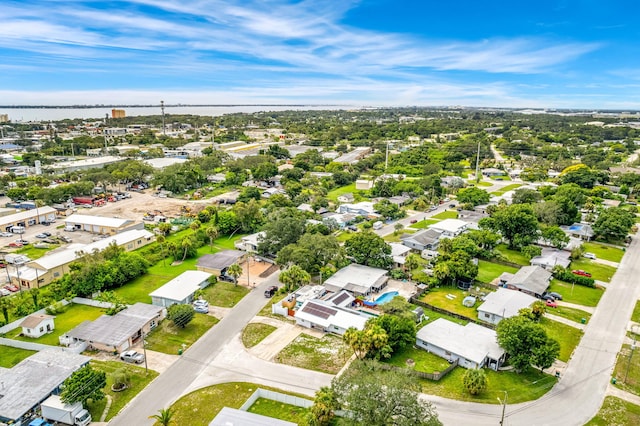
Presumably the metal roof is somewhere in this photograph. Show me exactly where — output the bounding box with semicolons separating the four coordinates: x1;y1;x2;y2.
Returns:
149;270;212;301
64;214;133;228
197;250;245;270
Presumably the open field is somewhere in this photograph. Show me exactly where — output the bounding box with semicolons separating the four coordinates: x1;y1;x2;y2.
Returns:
570;258;616;283
275;333;350;374
582;242;625;263
0;345;36;368
586;396;640;425
494;244;530;266
547;279;604;307
539;317;582;362
242;323;277;348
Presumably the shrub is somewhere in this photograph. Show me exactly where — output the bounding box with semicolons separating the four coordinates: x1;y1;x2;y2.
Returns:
552;266;595;288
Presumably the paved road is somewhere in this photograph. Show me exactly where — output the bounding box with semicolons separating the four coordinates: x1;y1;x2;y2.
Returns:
432;235;640;425
108;272;281;426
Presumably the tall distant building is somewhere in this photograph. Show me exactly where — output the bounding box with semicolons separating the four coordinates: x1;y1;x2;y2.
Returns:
0;114;9;123
111;109;126;119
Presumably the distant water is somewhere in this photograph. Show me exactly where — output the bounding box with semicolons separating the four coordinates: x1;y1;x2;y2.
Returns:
0;105;348;122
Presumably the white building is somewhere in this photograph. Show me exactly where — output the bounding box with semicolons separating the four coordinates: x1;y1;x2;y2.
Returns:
149;270;212;307
430;218;469;238
294;299;369;335
20;314;55;338
477;288;538;325
323;264;388;296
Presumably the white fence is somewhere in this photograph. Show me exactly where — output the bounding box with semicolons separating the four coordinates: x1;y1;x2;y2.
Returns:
0;299;71;335
72;296;114;309
239;388;313;411
0;336;86;353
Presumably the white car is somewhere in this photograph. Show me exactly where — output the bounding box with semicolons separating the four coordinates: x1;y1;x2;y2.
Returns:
583;252;597;260
120;350;145;364
0;288;11;296
0;232;13;237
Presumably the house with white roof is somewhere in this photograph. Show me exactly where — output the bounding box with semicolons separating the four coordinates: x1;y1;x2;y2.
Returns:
530;248;571;270
149;270;212;307
64;214;138;235
323;264;389;297
234;232;266;252
416;318;506;370
390;243;411;268
337;201;378;218
477;288;538;325
294;299;369;335
430;218;469;238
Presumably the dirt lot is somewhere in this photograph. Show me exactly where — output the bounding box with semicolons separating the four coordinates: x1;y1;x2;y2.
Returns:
86;190;190;221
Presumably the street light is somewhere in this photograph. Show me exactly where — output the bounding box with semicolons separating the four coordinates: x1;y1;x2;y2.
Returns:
142;331;148;374
498;391;508;426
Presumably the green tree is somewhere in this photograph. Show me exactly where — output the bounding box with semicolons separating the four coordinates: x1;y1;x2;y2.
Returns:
306;386;338;426
278;265;311;291
344;231;392;269
330;360;442;426
512;188;542;205
540;225;570;249
180;236;195;261
456;187;490;206
226;262;244;286
157;222;172;236
593;207;635;241
0;296;14;324
480;204;539;249
149;408;174;426
167;304;195;328
496;315;559;373
370;314;416;355
343;322;390;360
205;225;219;252
60;365;107;405
462;368;488;395
374;199;405;220
258;209;307;255
276;233;344;275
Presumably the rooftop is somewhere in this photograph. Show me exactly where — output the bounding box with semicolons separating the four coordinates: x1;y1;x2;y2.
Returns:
295;299;368;331
0;206;56;229
197;250;245;271
478;288;537;319
64;213;133;228
430;218;468;234
20;314;54;329
149;271;212;301
210;407;296;426
508;265;552;295
323;264;388;294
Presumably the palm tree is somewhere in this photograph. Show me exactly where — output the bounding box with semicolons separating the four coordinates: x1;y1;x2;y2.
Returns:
279;265;311;292
205;225;219;252
0;296;14;325
149;407;173;426
156;235;166;266
226;262;243;286
180;236;194;262
189;220;202;233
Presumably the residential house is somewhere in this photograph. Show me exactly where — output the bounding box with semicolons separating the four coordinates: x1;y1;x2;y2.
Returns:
430;218;469;238
20;314;55;338
387;195;411;206
562;223;595;241
211;407;297;426
149;271;212;307
457;209;488;224
502;265;552;298
234;232;266;252
440;176;464;188
337;193;355;203
416;318;506;370
530;248;571;270
481;168;506;177
355;179;374;190
337;201;378;218
0;350;90;425
390;243;411;268
323;264;389;297
401;228;442;251
321;212;355;229
262;187;286;198
477;288;538;325
64;303;166;353
294;299;369;335
196;250;246;277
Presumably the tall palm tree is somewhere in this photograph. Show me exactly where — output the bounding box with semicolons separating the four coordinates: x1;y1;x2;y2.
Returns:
148;407;173;426
205;225;219;252
156;235;166;266
0;296;14;325
181;236;194;262
226;262;243;286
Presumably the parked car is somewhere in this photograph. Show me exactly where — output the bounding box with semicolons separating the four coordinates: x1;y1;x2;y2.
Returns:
428;205;437;211
35;233;48;239
264;285;278;298
7;242;23;248
59;236;72;243
120;350;145;364
0;232;13;237
0;288;10;297
583;252;596;260
448;203;456;208
548;292;563;300
410;219;418;224
572;269;592;277
4;284;19;292
545;299;558;308
193;302;209;314
346;225;358;232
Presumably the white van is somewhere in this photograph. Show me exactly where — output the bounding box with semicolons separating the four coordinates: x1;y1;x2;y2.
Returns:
373;221;384;230
10;226;25;234
64;225;76;232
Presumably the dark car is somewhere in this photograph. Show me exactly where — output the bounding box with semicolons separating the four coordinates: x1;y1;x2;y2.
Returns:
264;286;278;298
547;292;563;301
449;203;456;208
410;219;418;224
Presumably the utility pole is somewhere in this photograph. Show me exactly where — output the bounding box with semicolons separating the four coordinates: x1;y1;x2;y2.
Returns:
385;140;389;171
475;139;481;183
142;331;148;374
161;100;166;136
625;326;638;383
498;391;508;425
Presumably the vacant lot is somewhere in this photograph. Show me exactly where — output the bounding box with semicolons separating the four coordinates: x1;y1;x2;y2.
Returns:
570;258;616;283
420;287;484;318
145;313;218;354
612;344;640;396
477;260;518;284
202;281;249;308
539;317;582;362
582;242;625;263
494;244;530;266
275;333;350;374
431;210;459;220
587;396;640;425
242;323;277;348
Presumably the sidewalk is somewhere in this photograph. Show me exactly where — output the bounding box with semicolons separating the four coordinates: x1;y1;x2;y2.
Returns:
606;383;640;406
546;313;586;330
248;316;324;361
556;301;595;314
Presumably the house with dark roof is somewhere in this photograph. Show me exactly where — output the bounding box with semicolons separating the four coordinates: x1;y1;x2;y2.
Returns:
196;250;246;276
503;265;552;298
401;228;442;251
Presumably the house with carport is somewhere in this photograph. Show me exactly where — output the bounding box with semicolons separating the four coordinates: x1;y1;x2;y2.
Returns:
416;318;506;370
149;270;212;307
323;264;388;297
196;250;246;277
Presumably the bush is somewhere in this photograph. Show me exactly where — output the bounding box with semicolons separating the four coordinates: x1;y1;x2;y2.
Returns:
552;266;595;288
167;304;195;328
45;301;67;315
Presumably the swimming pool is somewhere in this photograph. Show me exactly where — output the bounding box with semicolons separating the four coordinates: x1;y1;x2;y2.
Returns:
375;291;399;304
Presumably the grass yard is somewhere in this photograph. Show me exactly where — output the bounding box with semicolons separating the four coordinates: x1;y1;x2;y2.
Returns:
242;323;277;348
145;313;218;354
420;287;488;319
201;281;249;308
408;219;440;229
431;210;459;220
612;344;640;396
419;306;468;327
384;228;416;243
550;306;591;324
335;231;355;242
327;183;361;202
87;360;158;422
275;333;350;374
419;365;556;404
581;242;625;263
491;183;522;196
475;181;493;187
0;345;36;368
477;260;519;284
586;396;640;425
539;317;582;362
16;245;54;259
168;382;308;426
386;345;451;373
547;279;604;307
11;303;105;346
570;258;616;283
494;244;530;266
248;397;309;424
632;300;640;323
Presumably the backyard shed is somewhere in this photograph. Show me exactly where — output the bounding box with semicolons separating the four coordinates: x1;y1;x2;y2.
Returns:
20;314;55;338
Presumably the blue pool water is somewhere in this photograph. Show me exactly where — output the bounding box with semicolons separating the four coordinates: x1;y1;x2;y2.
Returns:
375;291;399;304
568;225;583;231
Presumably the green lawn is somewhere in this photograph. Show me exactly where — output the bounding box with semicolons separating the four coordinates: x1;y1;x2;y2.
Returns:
612;344;640;396
409;219;440;229
494;244;530;266
87;360;159;422
386;345;451;373
327;183;363;202
168;382;308;426
431;210;459;220
475;181;493;187
586;396;640;425
248;398;309;424
570;258;616;283
550;306;591;324
16;245;54;259
0;345;36;368
242;323;277;348
336;230;355;242
581;242;625;263
418;365;556;404
477;260;518;284
420;287;489;319
547;279;604;307
201;281;249;308
384;228;416;243
539;317;582;362
145;313;218;354
11;303;105;346
275;333;350;374
491;183;522;195
632;300;640;323
419;306;468;327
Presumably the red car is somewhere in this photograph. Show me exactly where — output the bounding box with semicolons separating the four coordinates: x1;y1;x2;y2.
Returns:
572;269;592;278
7;242;23;248
546;299;558;308
410;219;418;224
3;284;18;292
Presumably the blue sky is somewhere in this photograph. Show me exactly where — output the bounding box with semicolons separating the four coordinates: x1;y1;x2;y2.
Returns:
2;0;640;108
